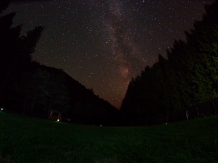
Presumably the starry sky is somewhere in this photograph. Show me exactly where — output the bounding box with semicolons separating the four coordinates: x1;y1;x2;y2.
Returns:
6;0;214;109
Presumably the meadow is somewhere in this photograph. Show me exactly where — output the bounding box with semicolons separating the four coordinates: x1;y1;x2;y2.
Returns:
0;110;218;163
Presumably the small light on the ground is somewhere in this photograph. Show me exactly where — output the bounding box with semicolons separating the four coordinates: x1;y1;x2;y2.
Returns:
1;108;3;111
57;119;59;122
99;125;102;127
165;123;167;125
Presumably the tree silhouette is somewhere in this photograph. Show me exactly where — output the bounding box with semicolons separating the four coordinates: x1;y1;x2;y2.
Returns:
120;0;218;125
0;0;10;13
0;0;44;103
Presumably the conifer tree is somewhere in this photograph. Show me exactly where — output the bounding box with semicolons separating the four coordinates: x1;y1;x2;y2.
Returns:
0;0;44;103
120;0;218;125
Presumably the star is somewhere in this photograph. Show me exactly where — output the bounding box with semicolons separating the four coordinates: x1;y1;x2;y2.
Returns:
8;0;215;108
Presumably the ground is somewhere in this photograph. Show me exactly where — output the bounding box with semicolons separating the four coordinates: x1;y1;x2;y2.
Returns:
0;111;218;163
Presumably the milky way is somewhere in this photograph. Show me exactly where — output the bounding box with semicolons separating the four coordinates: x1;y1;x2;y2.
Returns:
105;0;145;74
7;0;215;108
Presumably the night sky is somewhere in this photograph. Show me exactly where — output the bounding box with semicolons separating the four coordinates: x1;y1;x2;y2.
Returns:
6;0;214;109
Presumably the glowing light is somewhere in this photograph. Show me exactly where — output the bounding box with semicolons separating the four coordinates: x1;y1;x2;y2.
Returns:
165;123;167;125
57;119;59;122
1;108;3;111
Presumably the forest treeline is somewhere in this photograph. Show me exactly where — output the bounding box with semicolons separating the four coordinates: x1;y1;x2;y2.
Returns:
0;0;119;125
1;0;218;127
120;0;218;125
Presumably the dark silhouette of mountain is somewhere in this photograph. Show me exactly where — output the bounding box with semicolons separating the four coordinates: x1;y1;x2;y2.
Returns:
29;62;120;125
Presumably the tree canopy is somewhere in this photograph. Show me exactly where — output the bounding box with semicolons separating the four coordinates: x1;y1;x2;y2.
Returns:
120;0;218;125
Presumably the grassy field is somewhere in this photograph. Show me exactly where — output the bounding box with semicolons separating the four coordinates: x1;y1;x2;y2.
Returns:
0;111;218;163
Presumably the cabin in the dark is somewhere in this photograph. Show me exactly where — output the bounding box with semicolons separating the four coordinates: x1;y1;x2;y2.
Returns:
48;110;62;121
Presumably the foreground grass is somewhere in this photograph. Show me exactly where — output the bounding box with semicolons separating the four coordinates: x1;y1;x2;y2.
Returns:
0;111;218;163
